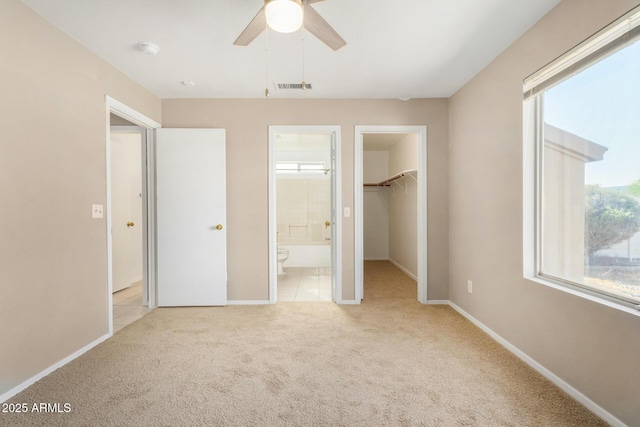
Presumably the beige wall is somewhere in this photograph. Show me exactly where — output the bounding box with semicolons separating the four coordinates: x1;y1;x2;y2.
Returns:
448;0;640;423
162;98;449;301
389;178;418;277
0;0;160;396
363;189;390;260
363;150;389;183
388;134;418;176
389;135;419;277
363;151;390;260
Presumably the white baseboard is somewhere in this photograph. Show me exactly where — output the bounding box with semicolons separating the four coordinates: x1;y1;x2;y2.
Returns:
228;299;361;305
336;299;361;305
364;257;389;261
448;301;625;427
0;333;110;404
389;258;418;281
226;300;270;305
426;300;449;305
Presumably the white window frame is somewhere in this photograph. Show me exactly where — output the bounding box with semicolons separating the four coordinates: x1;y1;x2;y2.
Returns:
523;5;640;316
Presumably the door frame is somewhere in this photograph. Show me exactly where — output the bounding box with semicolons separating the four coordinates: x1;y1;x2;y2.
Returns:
268;125;343;303
106;96;161;335
354;125;428;303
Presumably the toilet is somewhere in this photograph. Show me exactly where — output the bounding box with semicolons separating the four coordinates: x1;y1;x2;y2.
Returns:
277;248;289;275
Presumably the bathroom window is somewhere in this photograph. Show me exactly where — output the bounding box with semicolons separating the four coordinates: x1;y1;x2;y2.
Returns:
524;6;640;310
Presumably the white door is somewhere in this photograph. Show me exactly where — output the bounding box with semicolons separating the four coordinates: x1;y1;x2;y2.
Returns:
110;132;143;293
156;128;227;306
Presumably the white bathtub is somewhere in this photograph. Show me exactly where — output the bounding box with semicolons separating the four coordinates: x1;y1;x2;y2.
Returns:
279;243;331;268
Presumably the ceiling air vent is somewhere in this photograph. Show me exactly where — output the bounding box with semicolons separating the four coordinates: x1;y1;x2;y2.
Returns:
276;82;313;90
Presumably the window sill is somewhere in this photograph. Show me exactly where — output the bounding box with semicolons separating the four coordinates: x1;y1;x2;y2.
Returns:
524;275;640;318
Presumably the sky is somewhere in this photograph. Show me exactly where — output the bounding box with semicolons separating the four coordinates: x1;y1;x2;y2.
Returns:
544;39;640;187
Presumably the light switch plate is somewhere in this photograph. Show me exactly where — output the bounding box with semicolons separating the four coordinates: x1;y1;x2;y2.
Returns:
92;204;104;219
344;207;351;217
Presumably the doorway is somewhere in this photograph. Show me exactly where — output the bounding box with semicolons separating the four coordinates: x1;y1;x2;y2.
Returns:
109;125;148;332
355;126;428;303
106;96;161;335
268;126;342;303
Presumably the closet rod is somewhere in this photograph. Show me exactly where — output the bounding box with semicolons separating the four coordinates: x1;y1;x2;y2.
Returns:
363;169;417;187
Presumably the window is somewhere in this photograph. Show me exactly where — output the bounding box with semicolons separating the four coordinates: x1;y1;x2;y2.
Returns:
524;6;640;310
276;162;328;174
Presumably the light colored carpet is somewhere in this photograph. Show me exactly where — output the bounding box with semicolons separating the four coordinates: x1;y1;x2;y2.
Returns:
1;261;605;426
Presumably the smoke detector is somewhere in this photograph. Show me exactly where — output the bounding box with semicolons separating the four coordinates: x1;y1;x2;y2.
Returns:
137;42;159;55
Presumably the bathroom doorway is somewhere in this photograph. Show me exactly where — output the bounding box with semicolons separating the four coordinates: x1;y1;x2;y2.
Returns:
268;126;342;303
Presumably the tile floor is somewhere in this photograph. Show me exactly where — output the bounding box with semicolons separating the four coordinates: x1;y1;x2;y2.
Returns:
277;267;332;302
113;281;151;333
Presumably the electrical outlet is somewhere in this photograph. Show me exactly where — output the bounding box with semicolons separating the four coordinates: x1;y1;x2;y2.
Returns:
467;280;473;294
92;204;104;219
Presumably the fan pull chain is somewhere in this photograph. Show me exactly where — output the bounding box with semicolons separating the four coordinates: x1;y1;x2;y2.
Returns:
301;31;306;91
265;26;270;97
301;1;306;91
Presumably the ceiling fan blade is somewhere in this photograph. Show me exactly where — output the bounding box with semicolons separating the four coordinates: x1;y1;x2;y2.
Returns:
233;6;266;46
303;5;346;51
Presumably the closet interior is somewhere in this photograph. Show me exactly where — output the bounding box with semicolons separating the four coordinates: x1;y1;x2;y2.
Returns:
363;133;419;286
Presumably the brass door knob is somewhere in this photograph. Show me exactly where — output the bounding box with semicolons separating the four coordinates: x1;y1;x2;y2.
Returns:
216;224;223;230
325;221;331;228
127;222;135;227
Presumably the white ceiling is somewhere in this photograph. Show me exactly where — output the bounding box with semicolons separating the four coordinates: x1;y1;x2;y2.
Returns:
21;0;560;99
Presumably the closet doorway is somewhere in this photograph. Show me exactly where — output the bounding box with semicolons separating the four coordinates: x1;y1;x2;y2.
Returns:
268;126;342;303
355;126;427;303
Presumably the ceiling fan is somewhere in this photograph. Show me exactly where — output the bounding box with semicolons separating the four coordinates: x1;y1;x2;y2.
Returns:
234;0;347;51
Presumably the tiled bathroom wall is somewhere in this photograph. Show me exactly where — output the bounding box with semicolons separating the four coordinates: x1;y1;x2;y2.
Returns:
276;176;331;244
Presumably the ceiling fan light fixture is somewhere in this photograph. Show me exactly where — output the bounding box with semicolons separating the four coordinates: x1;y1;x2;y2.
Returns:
265;0;303;34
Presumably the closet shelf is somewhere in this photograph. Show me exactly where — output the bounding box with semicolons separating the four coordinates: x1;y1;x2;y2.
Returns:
364;169;417;187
